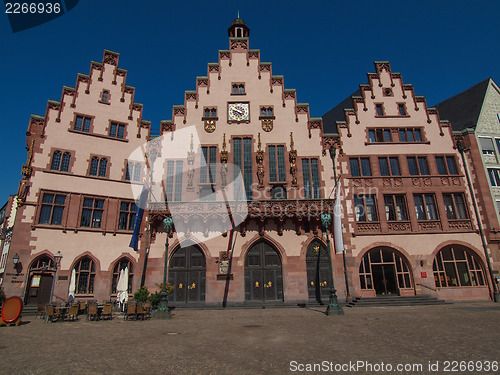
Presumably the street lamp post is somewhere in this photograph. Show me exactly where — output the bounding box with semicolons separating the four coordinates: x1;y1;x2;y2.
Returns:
320;214;344;316
49;251;62;304
153;217;173;319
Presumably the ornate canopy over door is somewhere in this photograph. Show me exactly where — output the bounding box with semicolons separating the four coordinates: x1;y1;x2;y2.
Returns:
245;241;283;302
168;245;206;304
306;241;330;303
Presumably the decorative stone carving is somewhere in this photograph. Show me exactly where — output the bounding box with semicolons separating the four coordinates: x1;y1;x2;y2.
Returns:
357;222;381;233
197;78;208;87
204;119;216;133
297;105;309;114
441;177;450;186
209;64;220;73
185;92;197;101
271;77;283;85
394;178;403;187
448;220;472;231
418;221;442;231
186;134;195;192
161;121;175;133
289;132;298;187
259;64;271;72
388;222;411;231
261;119;273;132
256;133;265;189
103;51;119;66
17;176;30;206
220;133;228;188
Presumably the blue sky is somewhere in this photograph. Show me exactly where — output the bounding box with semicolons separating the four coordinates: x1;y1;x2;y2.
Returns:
0;0;499;202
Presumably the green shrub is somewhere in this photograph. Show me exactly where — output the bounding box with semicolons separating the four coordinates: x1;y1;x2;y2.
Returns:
133;286;149;303
148;291;161;308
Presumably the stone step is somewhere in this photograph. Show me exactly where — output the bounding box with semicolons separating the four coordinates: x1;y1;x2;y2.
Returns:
346;295;450;308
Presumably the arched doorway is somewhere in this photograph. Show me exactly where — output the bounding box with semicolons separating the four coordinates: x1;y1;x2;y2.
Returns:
245;241;283;302
25;255;55;305
306;240;330;303
359;248;413;296
168;245;206;304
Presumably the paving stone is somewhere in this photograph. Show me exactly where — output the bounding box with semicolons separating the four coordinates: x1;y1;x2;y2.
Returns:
0;302;499;375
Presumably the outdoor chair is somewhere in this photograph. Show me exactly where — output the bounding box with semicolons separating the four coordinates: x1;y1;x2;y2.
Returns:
45;305;60;323
136;303;144;321
143;303;152;320
125;302;136;321
101;304;112;320
66;304;79;321
87;303;98;321
78;300;86;315
36;304;45;320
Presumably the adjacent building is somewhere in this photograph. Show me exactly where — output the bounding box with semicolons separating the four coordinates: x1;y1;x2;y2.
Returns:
435;78;500;294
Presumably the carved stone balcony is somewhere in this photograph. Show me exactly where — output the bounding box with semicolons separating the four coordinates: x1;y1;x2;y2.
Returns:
148;199;336;224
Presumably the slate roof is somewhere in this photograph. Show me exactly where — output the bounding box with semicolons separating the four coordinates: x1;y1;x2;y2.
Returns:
434;78;490;131
322;89;360;134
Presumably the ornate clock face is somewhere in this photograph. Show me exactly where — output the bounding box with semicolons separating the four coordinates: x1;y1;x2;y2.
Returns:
228;103;249;121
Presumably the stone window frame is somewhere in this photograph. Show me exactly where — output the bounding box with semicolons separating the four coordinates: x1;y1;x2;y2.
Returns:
87;154;111;179
47;147;76;173
231;82;246;95
70;113;95;134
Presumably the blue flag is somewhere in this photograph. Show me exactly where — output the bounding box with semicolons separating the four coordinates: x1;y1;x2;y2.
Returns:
129;186;149;251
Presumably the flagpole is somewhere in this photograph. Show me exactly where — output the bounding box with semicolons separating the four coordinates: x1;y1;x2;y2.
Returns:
329;148;350;302
140;149;155;288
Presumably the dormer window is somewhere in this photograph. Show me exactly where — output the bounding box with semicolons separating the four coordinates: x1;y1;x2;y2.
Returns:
232;83;245;95
102;90;109;103
375;104;384;116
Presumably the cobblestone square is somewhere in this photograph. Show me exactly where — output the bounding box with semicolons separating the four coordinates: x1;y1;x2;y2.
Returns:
1;302;499;375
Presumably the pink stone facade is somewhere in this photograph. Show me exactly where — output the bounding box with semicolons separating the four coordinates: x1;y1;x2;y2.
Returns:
1;19;498;306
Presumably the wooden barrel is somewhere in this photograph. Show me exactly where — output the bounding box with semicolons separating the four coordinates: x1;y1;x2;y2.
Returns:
1;296;23;323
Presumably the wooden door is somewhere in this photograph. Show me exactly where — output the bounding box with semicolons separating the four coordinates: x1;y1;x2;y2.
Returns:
306;242;330;303
245;242;283;302
168;246;206;303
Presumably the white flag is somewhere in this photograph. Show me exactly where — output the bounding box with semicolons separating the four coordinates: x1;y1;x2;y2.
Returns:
333;180;345;253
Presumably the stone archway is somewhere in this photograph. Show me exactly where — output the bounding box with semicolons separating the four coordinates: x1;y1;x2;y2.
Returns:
359;247;414;296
